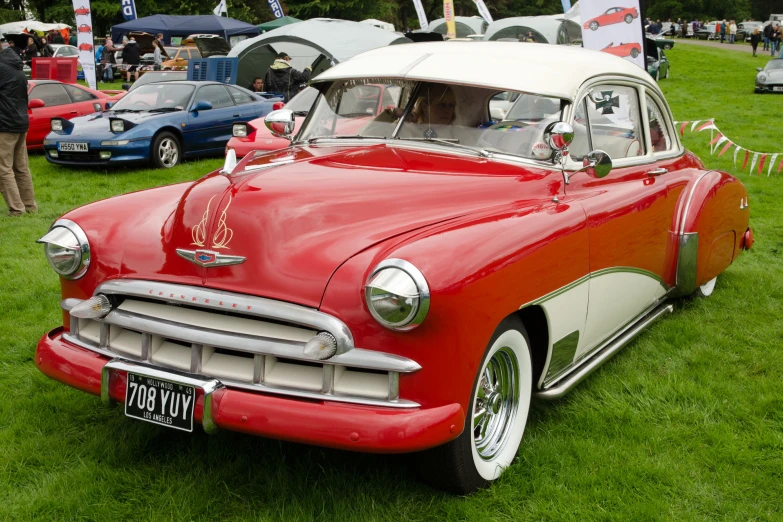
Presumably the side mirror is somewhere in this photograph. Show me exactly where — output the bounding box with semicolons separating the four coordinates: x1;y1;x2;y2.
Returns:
105;101;114;110
192;100;213;112
756;67;763;72
28;98;45;109
121;83;131;90
265;109;295;139
583;150;612;178
545;121;575;152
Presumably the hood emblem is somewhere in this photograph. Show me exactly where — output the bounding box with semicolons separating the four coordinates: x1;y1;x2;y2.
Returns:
176;249;245;268
192;196;234;249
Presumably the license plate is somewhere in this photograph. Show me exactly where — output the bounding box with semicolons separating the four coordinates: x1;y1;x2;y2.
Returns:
125;372;195;432
774;87;783;92
58;142;88;152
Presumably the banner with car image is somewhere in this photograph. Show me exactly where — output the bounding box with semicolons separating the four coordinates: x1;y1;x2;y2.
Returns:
581;0;644;70
72;0;97;89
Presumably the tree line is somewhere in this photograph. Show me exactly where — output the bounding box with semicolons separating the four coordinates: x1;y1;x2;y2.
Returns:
0;0;779;40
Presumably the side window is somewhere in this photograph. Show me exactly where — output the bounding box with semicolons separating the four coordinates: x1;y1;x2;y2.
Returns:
189;49;201;59
583;85;644;160
227;86;253;105
195;85;234;109
63;84;97;102
381;85;401;109
489;91;520;120
646;95;673;153
29;84;71;106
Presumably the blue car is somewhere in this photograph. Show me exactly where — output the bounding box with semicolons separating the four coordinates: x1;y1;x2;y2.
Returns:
44;81;281;168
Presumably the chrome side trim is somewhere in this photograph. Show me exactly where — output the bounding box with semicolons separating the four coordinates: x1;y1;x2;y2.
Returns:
672;233;699;298
543;330;579;386
95;279;355;356
678;170;711;236
535;302;674;400
100;358;223;434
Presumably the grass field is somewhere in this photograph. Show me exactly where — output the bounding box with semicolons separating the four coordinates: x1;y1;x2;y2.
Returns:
1;44;782;521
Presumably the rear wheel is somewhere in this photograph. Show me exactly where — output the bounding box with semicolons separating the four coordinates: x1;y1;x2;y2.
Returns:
625;14;633;23
417;317;533;494
654;68;660;81
696;277;717;298
664;65;670;79
631;48;640;58
151;132;180;169
590;21;599;31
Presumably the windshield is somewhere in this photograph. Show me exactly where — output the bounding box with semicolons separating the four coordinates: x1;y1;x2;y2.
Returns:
766;60;783;71
299;79;566;161
111;84;194;111
128;71;188;92
286;86;319;115
164;47;178;56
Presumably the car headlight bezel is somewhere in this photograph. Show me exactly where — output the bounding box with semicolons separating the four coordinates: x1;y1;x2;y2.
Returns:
37;219;91;279
364;259;430;331
758;74;767;84
51;118;64;132
110;119;125;133
233;123;248;137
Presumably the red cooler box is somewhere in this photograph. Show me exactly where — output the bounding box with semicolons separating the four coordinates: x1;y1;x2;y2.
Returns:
31;58;78;84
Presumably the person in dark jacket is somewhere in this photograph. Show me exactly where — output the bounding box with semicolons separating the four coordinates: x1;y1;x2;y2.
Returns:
53;31;64;44
750;28;761;56
122;37;141;82
22;36;39;64
264;52;312;102
68;32;77;46
0;49;37;216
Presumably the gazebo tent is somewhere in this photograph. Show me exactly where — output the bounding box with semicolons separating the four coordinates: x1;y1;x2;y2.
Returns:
228;18;411;88
361;19;395;32
428;16;487;37
257;16;301;33
111;15;259;45
483;16;582;44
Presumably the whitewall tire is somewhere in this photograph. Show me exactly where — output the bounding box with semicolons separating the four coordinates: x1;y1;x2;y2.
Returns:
696;277;717;297
417;317;533;493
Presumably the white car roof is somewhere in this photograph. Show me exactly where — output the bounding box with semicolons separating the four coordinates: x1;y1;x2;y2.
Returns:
314;41;653;100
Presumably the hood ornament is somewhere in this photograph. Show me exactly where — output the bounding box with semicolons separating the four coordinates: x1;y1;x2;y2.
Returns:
176;249;245;268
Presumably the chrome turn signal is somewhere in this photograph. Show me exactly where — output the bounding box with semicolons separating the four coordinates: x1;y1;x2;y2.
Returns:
303;332;338;360
70;295;112;319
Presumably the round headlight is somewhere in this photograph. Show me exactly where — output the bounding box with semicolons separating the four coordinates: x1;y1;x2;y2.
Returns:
364;259;430;331
758;74;767;84
37;220;91;279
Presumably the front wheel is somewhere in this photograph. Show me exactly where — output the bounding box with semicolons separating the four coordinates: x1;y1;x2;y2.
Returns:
417;317;533;494
664;43;672;50
590;21;599;31
631;48;640;58
625;14;633;23
151;132;181;169
664;65;670;79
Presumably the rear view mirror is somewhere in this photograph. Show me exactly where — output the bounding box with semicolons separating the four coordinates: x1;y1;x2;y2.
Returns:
583;150;613;178
192;100;213;112
265;109;295;140
28;98;45;109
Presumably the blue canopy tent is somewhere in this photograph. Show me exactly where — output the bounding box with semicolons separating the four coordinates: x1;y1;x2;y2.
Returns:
111;15;260;45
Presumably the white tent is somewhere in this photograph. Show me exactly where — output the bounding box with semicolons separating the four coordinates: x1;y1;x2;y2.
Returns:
0;21;70;34
428;16;488;37
484;16;581;45
361;19;395;32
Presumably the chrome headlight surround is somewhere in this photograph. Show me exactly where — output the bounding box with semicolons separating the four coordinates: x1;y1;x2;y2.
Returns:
757;73;767;84
37;219;91;279
364;259;430;331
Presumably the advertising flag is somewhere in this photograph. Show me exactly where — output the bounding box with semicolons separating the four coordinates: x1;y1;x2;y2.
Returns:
580;0;645;70
443;0;456;39
71;0;97;89
561;0;572;12
121;0;137;21
412;0;428;30
267;0;284;18
473;0;493;24
214;0;227;16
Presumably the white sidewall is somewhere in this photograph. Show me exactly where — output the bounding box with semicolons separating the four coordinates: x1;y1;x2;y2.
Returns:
470;329;532;481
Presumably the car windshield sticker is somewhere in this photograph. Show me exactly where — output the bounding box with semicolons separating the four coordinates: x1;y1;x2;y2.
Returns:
594;91;620;114
423;127;438;139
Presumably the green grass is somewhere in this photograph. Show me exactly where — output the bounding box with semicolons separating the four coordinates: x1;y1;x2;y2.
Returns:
1;45;782;520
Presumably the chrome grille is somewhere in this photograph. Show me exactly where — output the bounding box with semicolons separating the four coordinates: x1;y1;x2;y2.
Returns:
63;280;421;408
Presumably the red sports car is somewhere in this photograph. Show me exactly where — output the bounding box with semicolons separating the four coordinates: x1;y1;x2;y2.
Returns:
26;80;124;150
227;84;400;158
73;6;90;15
585;7;639;31
78;43;93;52
35;43;752;494
78;24;92;33
602;41;642;58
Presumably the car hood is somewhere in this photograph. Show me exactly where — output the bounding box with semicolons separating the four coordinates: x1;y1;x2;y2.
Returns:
110;144;550;307
49;110;183;138
760;69;783;81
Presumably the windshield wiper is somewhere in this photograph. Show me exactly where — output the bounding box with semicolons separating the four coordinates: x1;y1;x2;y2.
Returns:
148;107;182;113
292;111;309;116
397;137;493;158
306;135;384;143
111;109;140;113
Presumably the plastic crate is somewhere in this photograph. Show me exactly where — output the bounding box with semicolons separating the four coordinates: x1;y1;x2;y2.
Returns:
186;57;238;84
31;58;78;83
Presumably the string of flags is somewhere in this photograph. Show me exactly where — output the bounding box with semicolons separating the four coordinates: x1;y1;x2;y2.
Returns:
674;119;781;176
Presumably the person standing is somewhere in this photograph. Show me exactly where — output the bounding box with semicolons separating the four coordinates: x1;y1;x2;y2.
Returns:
750;28;761;57
152;40;162;70
248;77;264;92
122;36;141;82
719;20;726;43
771;24;781;56
102;36;116;81
729;20;737;44
0;48;37;216
763;22;772;51
22;36;38;64
264;52;312;103
68;31;77;46
53;31;64;44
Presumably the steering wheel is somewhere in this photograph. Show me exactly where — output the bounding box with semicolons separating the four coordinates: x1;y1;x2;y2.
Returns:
477;120;535;152
132;100;153;109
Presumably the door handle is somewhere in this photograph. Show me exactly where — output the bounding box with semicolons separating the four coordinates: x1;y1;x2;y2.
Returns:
647;168;668;176
232;114;240;118
69;110;78;114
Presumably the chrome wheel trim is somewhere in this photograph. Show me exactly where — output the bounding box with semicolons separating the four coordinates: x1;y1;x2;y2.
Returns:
590;21;598;31
158;137;179;168
699;277;717;297
473;346;520;460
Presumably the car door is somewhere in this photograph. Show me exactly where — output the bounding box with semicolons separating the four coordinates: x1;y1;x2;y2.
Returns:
186;84;239;153
27;83;74;147
565;83;675;360
606;8;621;24
62;83;101;116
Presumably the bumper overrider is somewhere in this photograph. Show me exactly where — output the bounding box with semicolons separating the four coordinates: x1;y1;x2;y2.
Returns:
43;139;152;166
35;280;464;452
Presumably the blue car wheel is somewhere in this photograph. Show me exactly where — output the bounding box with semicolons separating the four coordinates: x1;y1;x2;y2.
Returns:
152;132;181;169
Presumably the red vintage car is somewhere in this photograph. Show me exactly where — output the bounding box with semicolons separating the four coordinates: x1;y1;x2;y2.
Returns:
585;6;639;31
73;6;90;15
602;41;642;58
26;80;125;150
77;24;92;33
78;43;93;52
227;85;401;157
35;43;752;494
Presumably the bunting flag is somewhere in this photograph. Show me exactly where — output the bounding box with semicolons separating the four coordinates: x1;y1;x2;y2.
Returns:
675;118;783;175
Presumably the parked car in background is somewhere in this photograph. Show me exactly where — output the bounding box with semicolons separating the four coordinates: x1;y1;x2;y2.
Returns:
122;70;188;91
755;58;783;93
601;41;641;58
696;21;718;40
649;34;675;49
738;21;763;41
43;81;279;168
27;80;124;149
647;48;669;81
35;42;753;495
